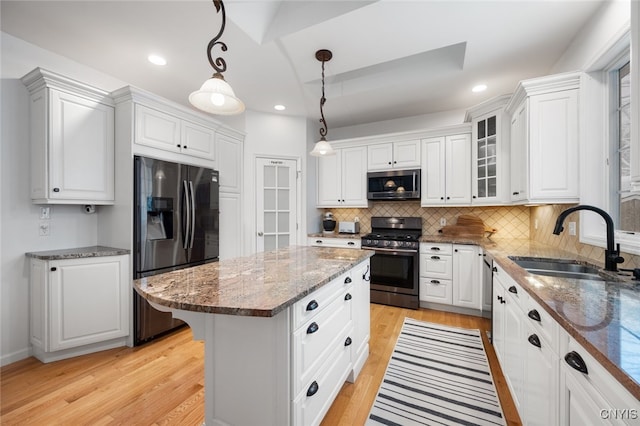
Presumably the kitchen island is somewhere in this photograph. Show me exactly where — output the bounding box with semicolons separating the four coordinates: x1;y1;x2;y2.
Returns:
134;246;373;426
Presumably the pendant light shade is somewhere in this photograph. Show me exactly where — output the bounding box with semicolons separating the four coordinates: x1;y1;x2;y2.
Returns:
189;73;245;115
310;49;336;157
310;137;335;157
189;0;244;115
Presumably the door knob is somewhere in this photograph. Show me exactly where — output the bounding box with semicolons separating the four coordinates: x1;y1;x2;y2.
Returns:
257;232;264;236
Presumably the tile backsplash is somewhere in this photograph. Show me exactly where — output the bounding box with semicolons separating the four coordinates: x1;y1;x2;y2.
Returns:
320;201;640;269
321;201;530;239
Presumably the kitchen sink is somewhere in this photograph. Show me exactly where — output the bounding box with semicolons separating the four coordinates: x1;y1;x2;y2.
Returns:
508;257;606;281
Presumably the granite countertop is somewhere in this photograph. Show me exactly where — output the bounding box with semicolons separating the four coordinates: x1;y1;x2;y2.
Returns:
133;246;374;317
308;232;362;239
25;245;130;260
420;236;640;400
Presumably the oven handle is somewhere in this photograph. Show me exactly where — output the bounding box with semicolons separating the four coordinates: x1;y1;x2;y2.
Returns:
369;247;417;254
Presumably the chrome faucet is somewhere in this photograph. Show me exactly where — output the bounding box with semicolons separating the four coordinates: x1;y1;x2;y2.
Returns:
553;205;624;272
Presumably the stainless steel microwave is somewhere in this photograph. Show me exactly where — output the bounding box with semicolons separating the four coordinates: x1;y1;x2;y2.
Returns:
367;169;421;200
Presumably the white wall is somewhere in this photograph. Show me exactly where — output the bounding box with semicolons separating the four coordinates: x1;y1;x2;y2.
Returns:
242;111;309;255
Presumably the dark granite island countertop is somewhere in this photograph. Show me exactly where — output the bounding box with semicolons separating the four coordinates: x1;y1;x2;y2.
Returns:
133;245;374;317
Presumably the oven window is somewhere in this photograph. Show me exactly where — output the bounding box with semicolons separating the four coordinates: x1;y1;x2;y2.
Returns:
370;253;414;289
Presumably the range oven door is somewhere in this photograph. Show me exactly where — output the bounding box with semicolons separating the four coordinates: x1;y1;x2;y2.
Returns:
369;247;419;296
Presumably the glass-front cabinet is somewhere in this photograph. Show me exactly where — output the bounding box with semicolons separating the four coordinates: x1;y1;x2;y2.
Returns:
466;95;510;205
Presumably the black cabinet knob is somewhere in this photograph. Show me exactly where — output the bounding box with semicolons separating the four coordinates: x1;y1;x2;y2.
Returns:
388;161;392;165
347;241;355;246
472;195;477;199
306;300;318;311
306;322;319;334
430;280;440;284
344;337;352;347
306;381;319;397
528;309;541;322
53;188;60;192
492;266;498;273
440;197;444;200
565;351;588;375
344;277;352;284
183;145;187;149
344;293;352;301
528;334;541;348
447;196;450;200
50;267;57;272
177;144;181;148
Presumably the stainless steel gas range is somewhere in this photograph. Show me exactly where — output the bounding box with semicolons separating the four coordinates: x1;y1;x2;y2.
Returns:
361;217;421;309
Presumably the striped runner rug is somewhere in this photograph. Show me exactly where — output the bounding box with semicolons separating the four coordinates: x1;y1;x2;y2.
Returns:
367;318;506;426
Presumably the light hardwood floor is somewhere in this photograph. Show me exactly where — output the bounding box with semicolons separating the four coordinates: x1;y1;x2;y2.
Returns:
1;304;521;425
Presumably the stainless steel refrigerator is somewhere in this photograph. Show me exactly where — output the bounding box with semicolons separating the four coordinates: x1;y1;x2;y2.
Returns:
133;156;219;345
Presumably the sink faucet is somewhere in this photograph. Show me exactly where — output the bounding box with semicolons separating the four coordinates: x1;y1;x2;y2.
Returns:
553;205;624;272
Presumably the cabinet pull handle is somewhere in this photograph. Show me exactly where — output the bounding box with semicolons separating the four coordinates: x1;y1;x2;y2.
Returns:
431;255;440;260
316;240;322;244
492;266;498;273
50;267;57;272
306;322;319;334
508;285;518;294
183;145;187;149
440;197;444;200
306;300;318;311
431;247;441;251
344;276;352;284
528;334;541;348
53;187;60;192
363;265;370;282
347;241;355;246
447;196;450;200
454;249;458;252
344;337;352;347
513;191;519;195
344;293;352;301
528;309;541;322
472;195;477;199
388;161;392;165
565;351;588;375
393;160;397;164
177;144;181;148
430;280;440;284
306;381;319;397
497;295;503;302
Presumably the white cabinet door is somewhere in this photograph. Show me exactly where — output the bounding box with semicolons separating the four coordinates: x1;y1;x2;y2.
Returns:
134;104;181;153
341;146;368;206
49;255;129;351
182;120;216;161
367;143;394;170
529;89;579;201
503;290;525;413
317;151;342;207
393;139;421;169
510;100;528;202
219;192;241;259
492;280;506;365
452;244;481;309
471;109;508;205
524;324;559;426
421;137;446;205
561;367;611;425
446;134;472;204
217;133;243;193
349;260;370;382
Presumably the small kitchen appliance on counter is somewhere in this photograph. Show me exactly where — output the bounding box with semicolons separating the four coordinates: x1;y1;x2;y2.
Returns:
339;221;360;234
322;212;337;233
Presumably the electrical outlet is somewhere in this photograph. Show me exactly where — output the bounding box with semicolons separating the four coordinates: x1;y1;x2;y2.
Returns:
39;222;50;236
40;207;50;220
440;218;446;227
568;221;576;236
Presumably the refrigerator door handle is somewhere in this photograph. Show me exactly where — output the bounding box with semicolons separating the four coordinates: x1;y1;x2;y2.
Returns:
183;180;191;250
189;180;196;249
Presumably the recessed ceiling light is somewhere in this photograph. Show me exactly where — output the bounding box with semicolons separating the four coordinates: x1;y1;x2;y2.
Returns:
148;54;167;66
472;84;487;93
274;104;286;111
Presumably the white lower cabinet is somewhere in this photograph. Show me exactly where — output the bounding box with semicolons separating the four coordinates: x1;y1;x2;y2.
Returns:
452;244;481;309
29;254;130;363
493;261;640;426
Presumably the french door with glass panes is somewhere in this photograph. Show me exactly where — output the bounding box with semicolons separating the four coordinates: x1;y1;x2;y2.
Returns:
256;158;298;253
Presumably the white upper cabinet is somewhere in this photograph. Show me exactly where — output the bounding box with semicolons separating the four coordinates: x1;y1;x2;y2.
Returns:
421;134;471;206
465;96;511;205
506;72;580;204
216;132;243;193
22;68;115;205
317;146;368;208
367;139;421;171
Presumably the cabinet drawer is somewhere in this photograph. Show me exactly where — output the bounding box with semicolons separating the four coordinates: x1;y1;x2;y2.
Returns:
292;291;353;395
420;243;453;255
293;271;351;329
419;277;452;304
293;326;353;426
494;263;526;303
420;254;452;279
307;237;361;249
523;295;558;352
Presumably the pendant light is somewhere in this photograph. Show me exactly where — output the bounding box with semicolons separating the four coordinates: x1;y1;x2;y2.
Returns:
189;0;245;115
310;49;336;157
